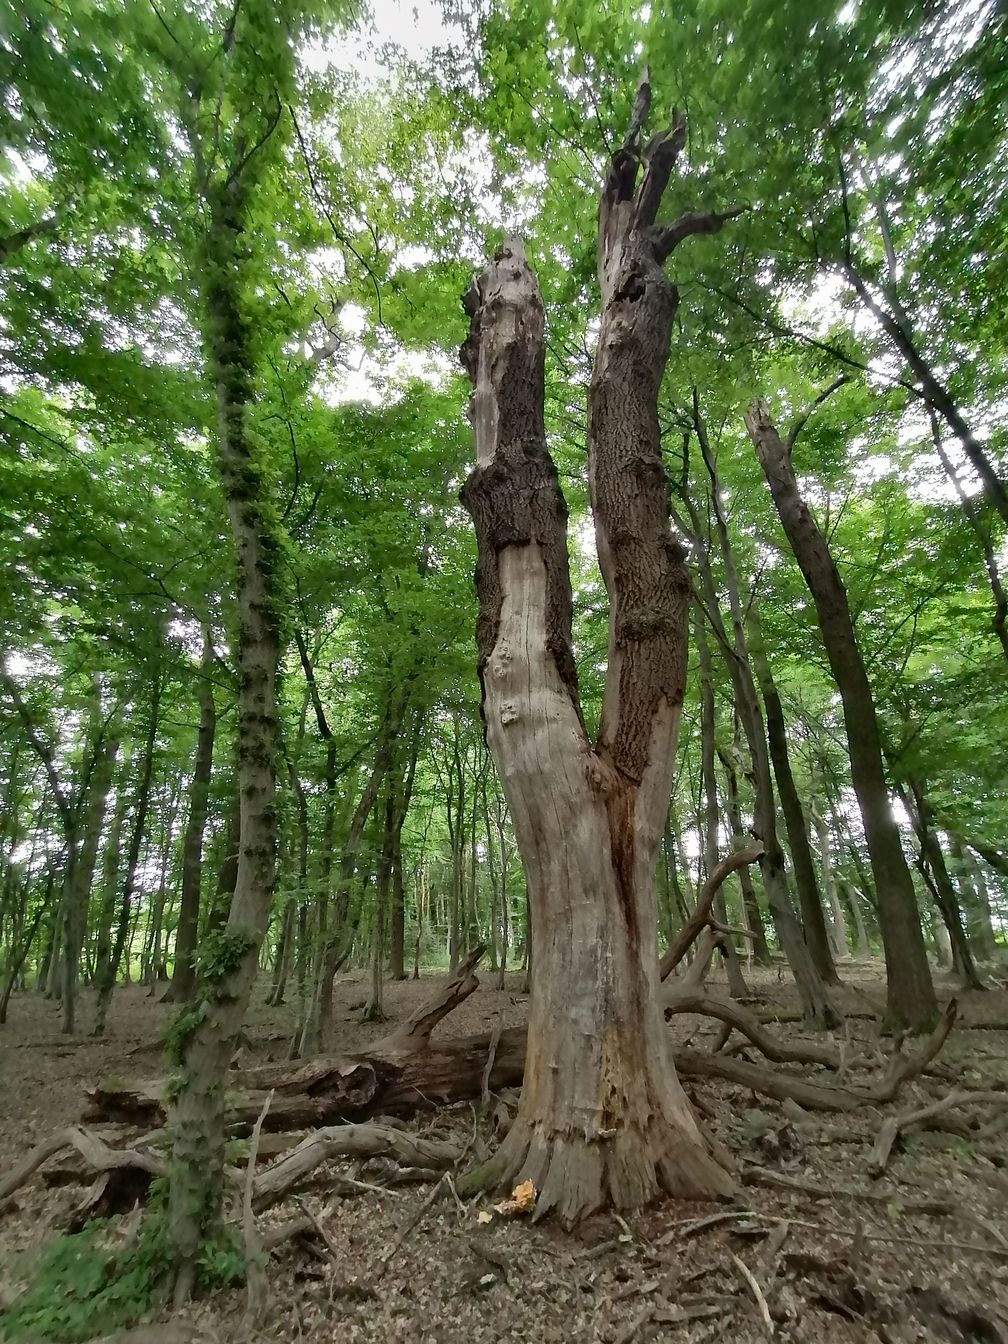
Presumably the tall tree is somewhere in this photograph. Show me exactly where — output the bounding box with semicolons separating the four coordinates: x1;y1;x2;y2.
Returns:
459;79;739;1222
746;396;937;1031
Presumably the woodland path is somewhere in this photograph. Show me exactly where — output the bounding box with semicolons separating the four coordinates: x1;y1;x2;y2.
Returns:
2;967;1008;1343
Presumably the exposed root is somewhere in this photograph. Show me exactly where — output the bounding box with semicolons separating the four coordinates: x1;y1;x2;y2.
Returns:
460;1114;736;1228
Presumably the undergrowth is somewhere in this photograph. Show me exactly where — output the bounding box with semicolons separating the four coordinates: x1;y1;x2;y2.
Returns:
0;1202;245;1342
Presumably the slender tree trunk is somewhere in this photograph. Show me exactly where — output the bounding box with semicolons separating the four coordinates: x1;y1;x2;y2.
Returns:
167;173;284;1299
694;605;748;998
167;627;216;1002
146;797;179;990
841;257;1008;528
715;736;771;964
364;787;396;1022
688;446;837;1026
813;805;850;960
950;835;997;959
299;707;400;1053
901;776;982;990
62;708;120;1032
93;675;160;1034
747;611;838;982
746;400;937;1031
457;93;740;1221
412;859;426;980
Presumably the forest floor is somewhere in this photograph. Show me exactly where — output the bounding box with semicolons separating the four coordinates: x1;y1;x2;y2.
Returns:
2;962;1008;1343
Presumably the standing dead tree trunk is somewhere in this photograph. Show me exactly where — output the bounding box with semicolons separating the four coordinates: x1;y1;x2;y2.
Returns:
457;80;739;1224
746;396;937;1032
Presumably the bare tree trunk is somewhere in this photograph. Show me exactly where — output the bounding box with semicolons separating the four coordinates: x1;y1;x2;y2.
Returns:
746;400;937;1032
457;87;739;1222
94;673;161;1035
694;605;747;998
167;627;216;1002
747;611;838;982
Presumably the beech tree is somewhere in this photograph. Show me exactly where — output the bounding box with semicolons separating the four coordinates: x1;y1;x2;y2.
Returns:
458;77;739;1222
746;397;938;1031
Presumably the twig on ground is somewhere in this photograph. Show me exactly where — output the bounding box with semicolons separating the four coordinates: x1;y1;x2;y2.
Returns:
729;1250;774;1335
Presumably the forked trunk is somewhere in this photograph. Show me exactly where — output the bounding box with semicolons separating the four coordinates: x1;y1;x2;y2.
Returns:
459;85;738;1222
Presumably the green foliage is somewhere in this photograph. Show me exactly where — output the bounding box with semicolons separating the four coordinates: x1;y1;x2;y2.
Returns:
0;1214;244;1342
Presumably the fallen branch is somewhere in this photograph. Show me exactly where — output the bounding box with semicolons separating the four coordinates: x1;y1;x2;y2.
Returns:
659;844;764;978
252;1122;463;1210
869;1089;1008;1176
1;1127;162;1208
664;990;839;1069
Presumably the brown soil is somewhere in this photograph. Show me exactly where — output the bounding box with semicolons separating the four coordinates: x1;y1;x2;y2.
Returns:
2;962;1008;1343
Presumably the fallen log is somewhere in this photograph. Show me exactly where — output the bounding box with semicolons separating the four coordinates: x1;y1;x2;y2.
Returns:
84;1001;958;1136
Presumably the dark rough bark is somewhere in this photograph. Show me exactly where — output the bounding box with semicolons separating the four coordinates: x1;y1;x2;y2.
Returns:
747;612;838;983
457;84;739;1225
167;627;216;1003
746;399;937;1032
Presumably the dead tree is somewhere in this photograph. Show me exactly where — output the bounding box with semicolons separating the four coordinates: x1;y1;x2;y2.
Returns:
457;74;740;1224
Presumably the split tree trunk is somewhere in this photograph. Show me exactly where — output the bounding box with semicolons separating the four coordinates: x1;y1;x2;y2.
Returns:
458;85;738;1223
746;399;937;1031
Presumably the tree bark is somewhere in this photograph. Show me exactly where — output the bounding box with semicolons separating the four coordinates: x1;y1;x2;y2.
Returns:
688;433;838;1027
167;627;216;1002
93;673;160;1035
746;399;937;1031
715;734;771;964
167;172;284;1298
747;611;839;982
457;89;738;1223
694;605;748;998
60;707;120;1032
